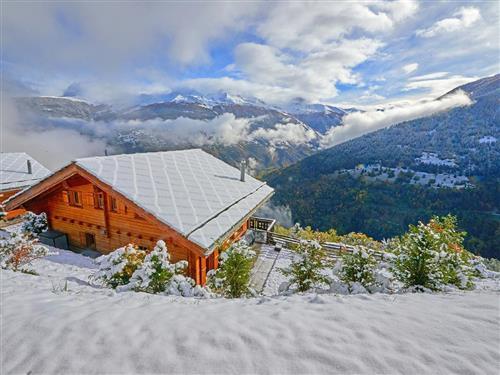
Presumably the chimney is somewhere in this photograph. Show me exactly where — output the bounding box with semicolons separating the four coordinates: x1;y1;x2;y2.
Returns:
27;159;32;174
240;160;246;182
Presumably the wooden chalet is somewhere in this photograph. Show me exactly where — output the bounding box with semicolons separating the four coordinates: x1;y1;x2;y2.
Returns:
1;153;51;219
4;149;274;285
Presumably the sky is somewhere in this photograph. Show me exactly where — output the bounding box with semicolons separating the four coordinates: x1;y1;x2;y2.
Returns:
0;1;499;170
2;0;498;107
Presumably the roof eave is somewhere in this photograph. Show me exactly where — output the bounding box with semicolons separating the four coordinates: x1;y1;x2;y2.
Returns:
200;188;275;255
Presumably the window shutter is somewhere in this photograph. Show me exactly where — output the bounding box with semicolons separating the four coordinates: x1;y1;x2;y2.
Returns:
62;190;69;204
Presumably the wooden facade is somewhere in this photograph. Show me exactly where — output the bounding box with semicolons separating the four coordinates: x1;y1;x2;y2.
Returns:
1;188;26;220
4;164;250;285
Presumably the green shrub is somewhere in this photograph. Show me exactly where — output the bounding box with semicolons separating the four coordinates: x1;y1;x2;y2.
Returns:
280;239;329;292
207;241;255;298
93;241;206;296
390;215;477;290
126;240;190;294
338;247;378;290
21;212;48;237
92;244;146;288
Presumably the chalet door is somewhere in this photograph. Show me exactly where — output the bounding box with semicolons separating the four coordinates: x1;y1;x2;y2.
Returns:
85;233;96;250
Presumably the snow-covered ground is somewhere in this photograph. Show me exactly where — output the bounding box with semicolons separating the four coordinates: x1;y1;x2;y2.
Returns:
339;164;472;189
416;152;457;167
2;246;499;374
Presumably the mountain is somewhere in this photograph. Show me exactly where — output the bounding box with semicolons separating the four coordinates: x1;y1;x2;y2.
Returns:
285;100;348;134
266;74;500;258
13;92;347;171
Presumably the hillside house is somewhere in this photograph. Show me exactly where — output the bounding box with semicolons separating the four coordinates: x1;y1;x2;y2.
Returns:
4;149;274;284
1;152;51;219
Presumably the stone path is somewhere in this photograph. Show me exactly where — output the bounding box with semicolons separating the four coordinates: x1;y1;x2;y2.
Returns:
250;245;280;293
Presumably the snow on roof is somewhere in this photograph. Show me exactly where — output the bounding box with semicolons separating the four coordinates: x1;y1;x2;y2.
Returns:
1;153;51;192
75;149;274;251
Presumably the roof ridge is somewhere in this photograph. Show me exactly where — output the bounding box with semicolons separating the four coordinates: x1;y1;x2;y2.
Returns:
74;148;204;162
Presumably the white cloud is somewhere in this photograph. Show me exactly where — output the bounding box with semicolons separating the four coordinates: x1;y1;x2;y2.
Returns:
256;1;417;52
402;63;419;74
2;2;258;70
58;113;319;150
1;96;108;170
188;38;384;105
416;7;481;38
251;123;318;147
405;73;478;96
184;1;417;105
321;91;472;147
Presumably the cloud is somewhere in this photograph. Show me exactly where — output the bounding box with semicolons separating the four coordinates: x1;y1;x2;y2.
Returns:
254;202;293;227
188;38;384;105
27;112;319;153
184;1;417;105
416;7;481;38
2;2;258;71
321;91;472;147
256;1;417;52
251;123;318;147
405;73;478;96
1;96;108;170
402;63;419;74
117;115;317;147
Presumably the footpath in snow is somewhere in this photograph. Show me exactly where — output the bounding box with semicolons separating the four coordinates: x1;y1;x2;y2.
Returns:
1;247;499;374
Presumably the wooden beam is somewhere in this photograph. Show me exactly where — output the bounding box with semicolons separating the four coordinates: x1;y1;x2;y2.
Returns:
102;191;111;238
4;164;78;211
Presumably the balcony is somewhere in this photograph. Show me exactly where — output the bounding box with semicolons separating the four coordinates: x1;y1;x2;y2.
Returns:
248;216;276;243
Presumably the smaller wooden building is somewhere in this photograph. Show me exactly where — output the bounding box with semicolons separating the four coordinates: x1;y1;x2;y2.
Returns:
4;149;274;284
1;152;51;219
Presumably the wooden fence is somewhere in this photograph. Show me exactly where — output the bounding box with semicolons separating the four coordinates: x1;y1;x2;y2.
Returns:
267;232;385;260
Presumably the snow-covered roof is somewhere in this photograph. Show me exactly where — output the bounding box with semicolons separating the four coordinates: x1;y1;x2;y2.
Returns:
1;153;51;192
75;149;273;252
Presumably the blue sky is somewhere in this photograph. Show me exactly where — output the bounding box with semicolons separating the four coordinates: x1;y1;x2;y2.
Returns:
2;1;498;107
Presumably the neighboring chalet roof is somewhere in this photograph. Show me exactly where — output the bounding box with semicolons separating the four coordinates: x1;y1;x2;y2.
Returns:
0;152;51;192
6;149;274;253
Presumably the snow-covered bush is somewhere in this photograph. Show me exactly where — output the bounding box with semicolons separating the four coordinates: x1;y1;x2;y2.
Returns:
483;258;500;272
21;212;48;237
207;240;255;298
123;240;188;294
92;244;147;288
0;233;48;272
281;239;329;292
337;247;378;290
330;249;402;294
123;240;208;296
92;241;209;297
390;215;479;290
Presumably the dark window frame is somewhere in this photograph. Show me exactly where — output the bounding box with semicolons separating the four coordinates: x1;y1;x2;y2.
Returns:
110;197;118;212
69;190;82;207
94;192;105;209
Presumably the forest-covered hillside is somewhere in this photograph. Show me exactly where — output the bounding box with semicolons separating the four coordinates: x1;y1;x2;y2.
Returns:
266;75;500;259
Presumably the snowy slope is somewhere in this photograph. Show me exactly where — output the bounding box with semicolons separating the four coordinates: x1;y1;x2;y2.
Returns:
1;249;499;374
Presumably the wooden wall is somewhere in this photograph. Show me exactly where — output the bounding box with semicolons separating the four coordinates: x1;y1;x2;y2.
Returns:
1;188;26;219
22;172;248;285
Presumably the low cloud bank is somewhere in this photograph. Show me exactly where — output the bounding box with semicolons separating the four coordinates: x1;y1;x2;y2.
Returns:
254;202;293;227
1;96;108;170
321;91;472;148
55;114;318;149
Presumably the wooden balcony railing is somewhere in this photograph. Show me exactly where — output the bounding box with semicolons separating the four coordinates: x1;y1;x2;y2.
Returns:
248;216;276;232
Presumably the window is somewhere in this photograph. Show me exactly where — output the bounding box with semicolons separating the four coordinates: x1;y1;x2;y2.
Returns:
110;197;118;212
94;192;104;209
69;191;82;207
